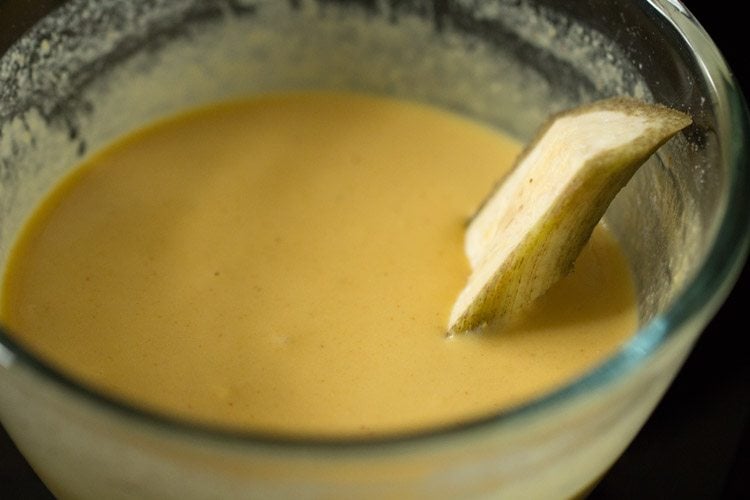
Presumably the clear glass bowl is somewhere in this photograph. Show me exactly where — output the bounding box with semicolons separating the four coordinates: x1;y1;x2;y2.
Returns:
1;1;748;498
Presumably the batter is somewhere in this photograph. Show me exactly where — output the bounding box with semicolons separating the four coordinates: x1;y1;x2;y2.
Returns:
0;92;637;436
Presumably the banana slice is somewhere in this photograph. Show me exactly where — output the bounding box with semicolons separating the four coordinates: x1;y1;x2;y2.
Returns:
448;97;692;334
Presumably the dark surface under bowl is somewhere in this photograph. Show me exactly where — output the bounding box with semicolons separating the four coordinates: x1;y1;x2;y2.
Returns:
1;1;748;498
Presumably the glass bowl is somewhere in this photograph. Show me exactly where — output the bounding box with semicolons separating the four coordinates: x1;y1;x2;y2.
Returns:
1;1;748;498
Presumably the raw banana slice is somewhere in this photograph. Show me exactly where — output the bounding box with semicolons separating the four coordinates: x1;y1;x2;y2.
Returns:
448;97;691;334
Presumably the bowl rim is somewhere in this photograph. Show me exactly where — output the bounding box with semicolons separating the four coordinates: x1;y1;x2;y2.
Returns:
1;0;749;451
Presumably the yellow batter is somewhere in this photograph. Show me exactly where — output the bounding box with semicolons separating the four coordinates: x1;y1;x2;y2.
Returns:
0;92;637;436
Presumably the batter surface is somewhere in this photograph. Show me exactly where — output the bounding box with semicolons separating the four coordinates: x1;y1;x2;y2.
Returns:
1;92;637;436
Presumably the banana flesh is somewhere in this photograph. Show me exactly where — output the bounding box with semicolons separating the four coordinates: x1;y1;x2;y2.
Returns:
448;98;692;334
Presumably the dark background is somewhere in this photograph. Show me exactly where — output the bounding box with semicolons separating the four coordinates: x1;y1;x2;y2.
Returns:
1;1;748;498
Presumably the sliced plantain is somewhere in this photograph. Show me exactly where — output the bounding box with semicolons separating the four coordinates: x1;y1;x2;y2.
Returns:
448;97;692;334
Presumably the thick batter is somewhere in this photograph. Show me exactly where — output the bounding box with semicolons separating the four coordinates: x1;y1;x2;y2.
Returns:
1;92;637;436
